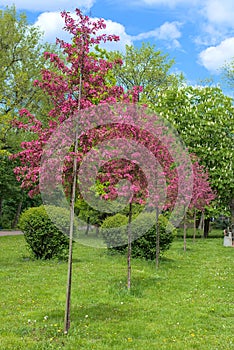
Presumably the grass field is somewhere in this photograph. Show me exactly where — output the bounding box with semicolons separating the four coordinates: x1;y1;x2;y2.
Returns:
0;235;233;349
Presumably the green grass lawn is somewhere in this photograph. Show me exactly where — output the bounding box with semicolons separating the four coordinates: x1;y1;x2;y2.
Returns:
0;235;233;349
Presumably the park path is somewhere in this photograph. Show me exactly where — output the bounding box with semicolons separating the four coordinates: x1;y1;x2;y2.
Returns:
0;230;23;236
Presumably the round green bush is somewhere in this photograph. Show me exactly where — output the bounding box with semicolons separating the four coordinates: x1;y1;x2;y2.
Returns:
101;213;129;252
19;205;76;260
101;212;175;259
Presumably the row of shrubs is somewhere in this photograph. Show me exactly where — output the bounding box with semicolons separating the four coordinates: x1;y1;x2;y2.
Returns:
101;213;175;259
19;205;175;260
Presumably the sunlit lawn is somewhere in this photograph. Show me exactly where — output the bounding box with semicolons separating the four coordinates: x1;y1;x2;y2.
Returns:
0;234;233;349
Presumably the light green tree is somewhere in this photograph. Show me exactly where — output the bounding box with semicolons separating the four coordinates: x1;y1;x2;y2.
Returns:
222;58;234;90
109;42;180;103
153;85;234;231
0;6;53;153
0;6;53;227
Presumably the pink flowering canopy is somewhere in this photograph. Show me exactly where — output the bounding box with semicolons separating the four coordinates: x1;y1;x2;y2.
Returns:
39;102;195;243
11;9;214;245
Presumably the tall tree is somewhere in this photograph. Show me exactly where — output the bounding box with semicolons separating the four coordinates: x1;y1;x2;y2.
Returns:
12;8;141;333
222;58;234;90
110;43;180;103
153;85;234;232
0;6;56;227
0;5;53;153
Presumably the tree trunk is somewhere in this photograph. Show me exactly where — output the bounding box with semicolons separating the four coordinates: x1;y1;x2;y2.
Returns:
230;197;234;225
64;66;83;334
11;200;23;229
184;209;187;251
203;218;210;238
85;217;90;235
0;198;2;221
198;211;204;231
127;202;132;291
95;225;99;237
155;206;160;269
193;209;196;243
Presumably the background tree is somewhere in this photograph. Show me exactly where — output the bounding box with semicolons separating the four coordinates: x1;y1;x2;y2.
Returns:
222;58;234;90
0;151;20;228
75;198;109;236
0;149;42;228
0;6;53;151
221;58;234;224
184;158;215;249
110;42;180;103
0;6;55;227
153;85;234;235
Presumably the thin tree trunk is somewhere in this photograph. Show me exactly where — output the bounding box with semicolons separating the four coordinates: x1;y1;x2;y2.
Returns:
155;206;160;269
95;225;99;237
193;209;196;243
127;202;132;291
11;200;23;229
64;166;76;334
85;217;90;235
0;198;3;219
184;209;187;251
198;211;204;231
64;66;83;335
203;218;210;238
230;197;234;225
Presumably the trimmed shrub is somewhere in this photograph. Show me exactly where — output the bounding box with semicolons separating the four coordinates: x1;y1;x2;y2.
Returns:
19;205;76;260
101;212;175;259
101;213;129;252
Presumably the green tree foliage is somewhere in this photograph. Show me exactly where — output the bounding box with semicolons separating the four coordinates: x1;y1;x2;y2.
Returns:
0;150;23;228
0;6;54;227
222;58;234;89
0;6;53;146
74;198;143;236
110;42;180;103
153;85;234;217
74;198;108;235
0;151;17;202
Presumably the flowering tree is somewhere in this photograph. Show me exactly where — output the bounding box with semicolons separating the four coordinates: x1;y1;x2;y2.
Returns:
166;154;215;250
11;9;144;333
189;157;216;244
12;9;140;196
11;8;215;331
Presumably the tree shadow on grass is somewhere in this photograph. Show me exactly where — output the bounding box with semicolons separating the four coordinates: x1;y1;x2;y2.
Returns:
107;273;163;299
159;256;177;266
48;302;131;324
75;302;131;321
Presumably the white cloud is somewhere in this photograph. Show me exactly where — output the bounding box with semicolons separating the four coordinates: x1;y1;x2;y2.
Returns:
35;11;182;51
199;37;234;73
128;0;234;30
194;24;225;46
192;0;234;49
0;0;94;12
203;0;234;27
34;12;70;43
132;21;182;48
34;12;132;51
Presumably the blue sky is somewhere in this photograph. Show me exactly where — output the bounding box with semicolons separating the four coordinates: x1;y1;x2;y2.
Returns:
1;0;234;94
